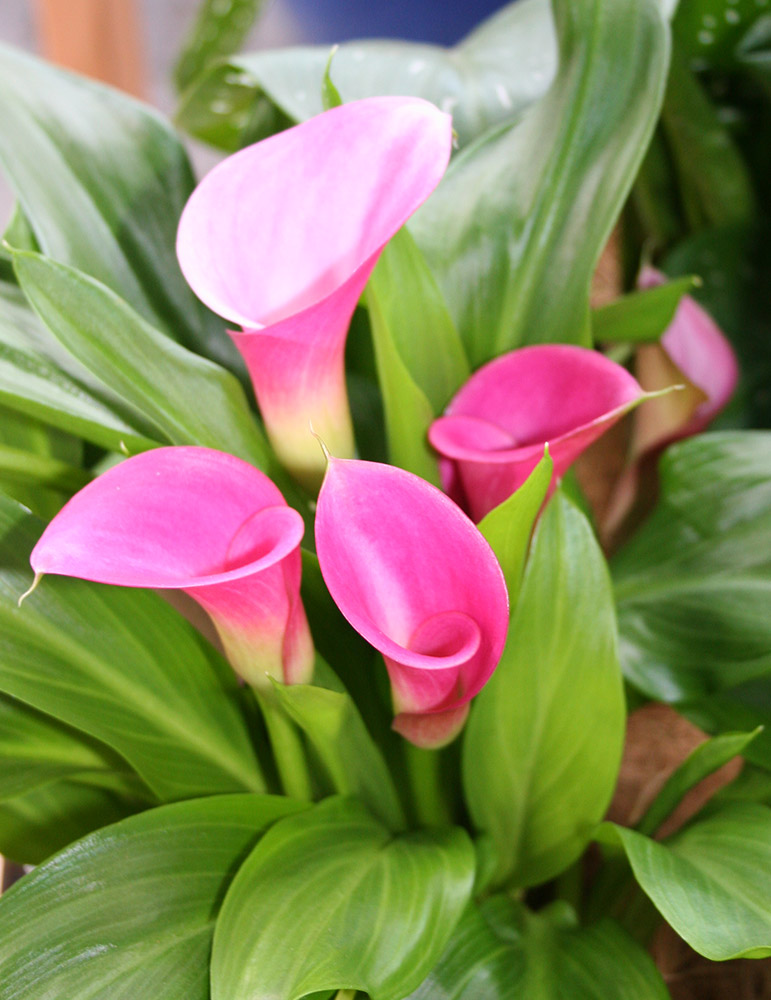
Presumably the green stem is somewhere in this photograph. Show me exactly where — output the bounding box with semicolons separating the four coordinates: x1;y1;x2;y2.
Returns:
404;743;451;826
334;991;357;1000
255;687;312;802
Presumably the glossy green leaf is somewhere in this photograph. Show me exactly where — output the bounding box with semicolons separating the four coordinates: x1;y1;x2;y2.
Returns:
176;0;557;151
271;683;405;830
0;43;228;364
407;897;670;1000
613;433;771;701
600;803;771;960
637;728;762;836
0;279;160;453
592;276;697;344
464;492;625;888
477;449;552;606
411;0;671;365
13;250;270;467
211;796;475;1000
0;492;265;800
366;227;469;483
0;794;306;998
174;0;264;93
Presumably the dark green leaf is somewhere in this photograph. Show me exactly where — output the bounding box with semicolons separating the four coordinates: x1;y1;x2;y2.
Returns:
674;0;769;71
176;0;557;151
0;794;306;998
464;492;625;888
411;0;670;364
680;678;771;772
174;0;264;94
613;433;771;701
211;796;475;1000
592;276;698;344
407;896;670;1000
599;803;771;960
0;492;265;800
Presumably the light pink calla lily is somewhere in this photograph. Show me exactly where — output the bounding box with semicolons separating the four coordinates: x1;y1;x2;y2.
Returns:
29;447;313;689
315;458;508;748
429;345;646;521
177;97;453;488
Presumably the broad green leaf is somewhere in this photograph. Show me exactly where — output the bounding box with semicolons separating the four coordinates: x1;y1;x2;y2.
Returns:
174;0;264;93
464;492;625;888
714;763;771;808
0;279;160;453
613;433;771;701
407;897;670;1000
13;251;271;467
637;728;762;836
477;449;552;606
177;0;557;151
0;492;265;800
591;276;697;344
680;678;771;772
366;228;469;482
211;796;475;1000
0;794;306;998
0;43;229;365
600;803;771;960
411;0;671;365
272;682;406;831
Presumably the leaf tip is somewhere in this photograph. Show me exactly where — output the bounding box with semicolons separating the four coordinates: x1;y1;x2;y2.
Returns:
17;571;43;608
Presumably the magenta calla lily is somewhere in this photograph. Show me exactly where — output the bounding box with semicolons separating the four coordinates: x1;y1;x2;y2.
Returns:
429;345;647;521
177;97;453;488
29;447;314;689
315;457;509;748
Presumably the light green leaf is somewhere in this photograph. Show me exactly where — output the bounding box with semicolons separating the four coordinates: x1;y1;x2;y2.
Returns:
13;250;271;467
366;228;469;482
174;0;264;94
211;796;475;1000
176;0;557;151
271;682;405;830
592;275;697;344
464;492;625;888
407;897;670;1000
600;803;771;960
411;0;671;364
0;43;229;365
613;432;771;701
637;728;762;836
0;492;265;800
0;794;306;998
321;46;343;111
477;449;552;606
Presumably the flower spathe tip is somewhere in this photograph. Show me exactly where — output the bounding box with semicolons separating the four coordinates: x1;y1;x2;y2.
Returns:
17;571;43;608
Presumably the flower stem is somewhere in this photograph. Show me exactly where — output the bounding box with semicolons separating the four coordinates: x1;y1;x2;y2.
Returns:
255;687;312;802
404;743;451;826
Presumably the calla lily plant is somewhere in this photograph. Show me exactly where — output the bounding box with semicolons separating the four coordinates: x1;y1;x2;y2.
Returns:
0;2;770;999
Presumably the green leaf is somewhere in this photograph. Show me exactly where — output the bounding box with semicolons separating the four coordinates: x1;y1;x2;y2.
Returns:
591;276;698;344
0;794;306;998
477;449;553;606
176;0;557;151
406;897;670;1000
463;492;625;888
600;803;771;960
0;278;161;453
673;0;769;72
636;728;762;836
366;227;469;482
271;682;406;830
613;432;771;702
321;46;343;110
0;492;265;800
411;0;671;364
13;250;271;467
174;0;264;93
0;43;228;365
211;796;475;1000
680;678;771;772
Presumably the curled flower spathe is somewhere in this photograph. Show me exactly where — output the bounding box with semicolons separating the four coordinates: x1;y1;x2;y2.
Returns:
177;97;453;488
315;457;509;748
429;344;647;521
29;447;313;689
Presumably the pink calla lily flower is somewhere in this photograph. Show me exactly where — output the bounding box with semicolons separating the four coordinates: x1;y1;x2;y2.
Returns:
29;447;314;689
429;345;647;521
632;267;739;455
177;97;453;488
315;457;509;748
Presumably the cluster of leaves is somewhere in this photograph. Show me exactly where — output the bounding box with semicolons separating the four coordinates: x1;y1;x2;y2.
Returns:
0;0;769;998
